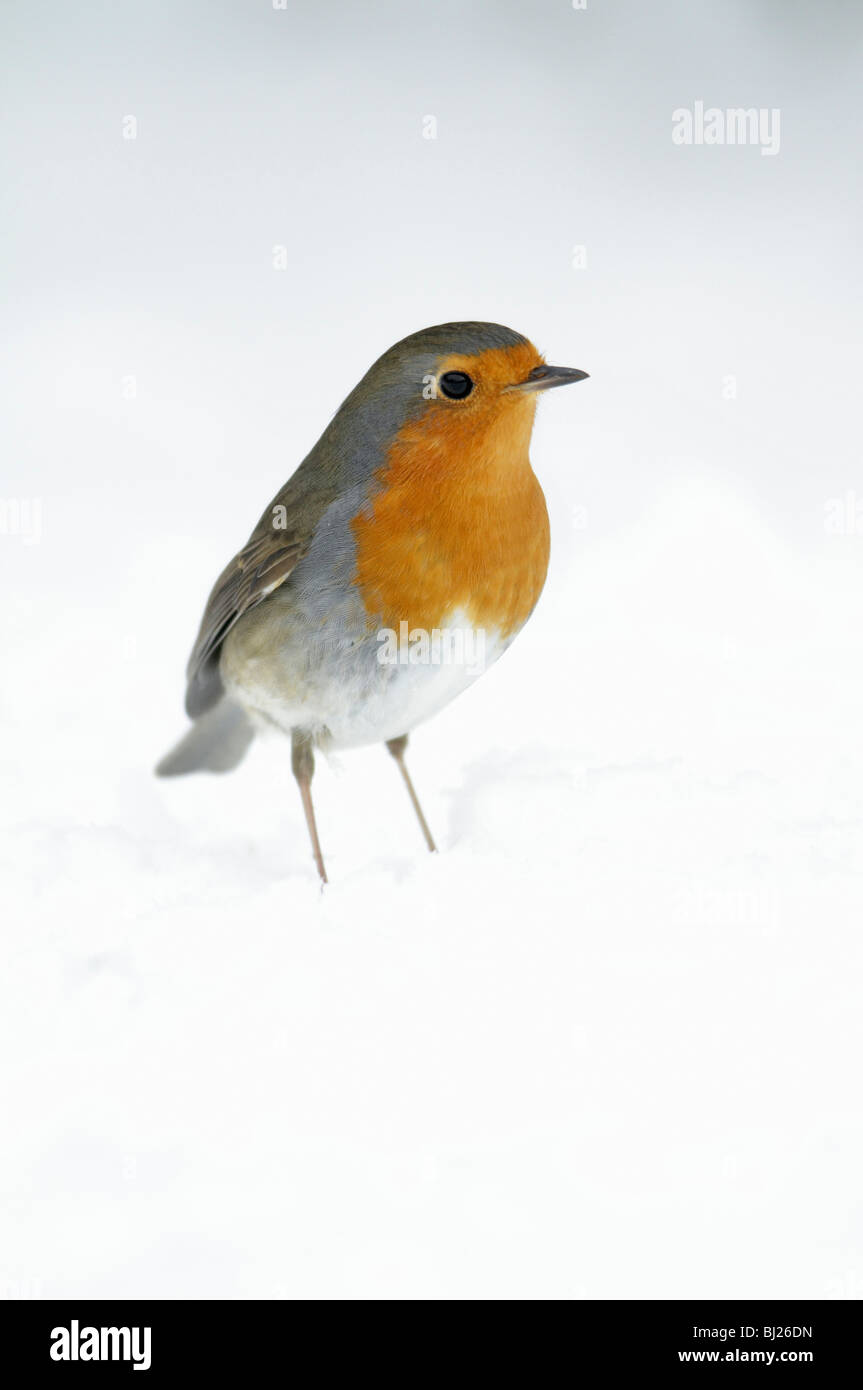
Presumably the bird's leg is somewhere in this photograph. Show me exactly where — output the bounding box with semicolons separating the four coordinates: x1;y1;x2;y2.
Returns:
386;734;437;853
292;729;327;884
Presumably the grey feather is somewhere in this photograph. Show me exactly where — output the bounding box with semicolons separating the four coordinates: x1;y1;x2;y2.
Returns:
156;701;255;777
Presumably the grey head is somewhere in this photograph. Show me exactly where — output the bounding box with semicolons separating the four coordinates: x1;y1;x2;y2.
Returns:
304;320;532;489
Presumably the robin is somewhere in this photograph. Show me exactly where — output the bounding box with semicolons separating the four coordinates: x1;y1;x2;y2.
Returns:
157;322;588;881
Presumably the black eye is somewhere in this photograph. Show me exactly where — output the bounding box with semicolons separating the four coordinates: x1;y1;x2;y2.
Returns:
439;370;473;400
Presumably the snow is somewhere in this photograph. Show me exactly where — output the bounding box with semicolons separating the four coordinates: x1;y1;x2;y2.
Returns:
2;0;862;1301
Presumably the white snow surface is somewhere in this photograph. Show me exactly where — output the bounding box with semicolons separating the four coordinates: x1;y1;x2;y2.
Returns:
2;0;862;1301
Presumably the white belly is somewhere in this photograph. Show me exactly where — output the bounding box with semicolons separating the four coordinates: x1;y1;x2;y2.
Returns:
222;608;507;751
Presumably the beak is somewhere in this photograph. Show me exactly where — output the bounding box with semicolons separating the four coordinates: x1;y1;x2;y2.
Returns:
511;364;590;393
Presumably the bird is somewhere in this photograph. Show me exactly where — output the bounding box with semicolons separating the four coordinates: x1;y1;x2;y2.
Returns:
156;321;588;881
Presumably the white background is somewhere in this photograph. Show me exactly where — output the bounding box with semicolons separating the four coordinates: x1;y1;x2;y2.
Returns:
2;0;862;1298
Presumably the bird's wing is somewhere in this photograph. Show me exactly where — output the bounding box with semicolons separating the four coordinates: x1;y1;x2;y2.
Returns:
184;526;308;717
184;472;340;718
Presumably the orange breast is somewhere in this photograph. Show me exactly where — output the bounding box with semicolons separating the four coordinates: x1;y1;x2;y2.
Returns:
351;350;550;637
